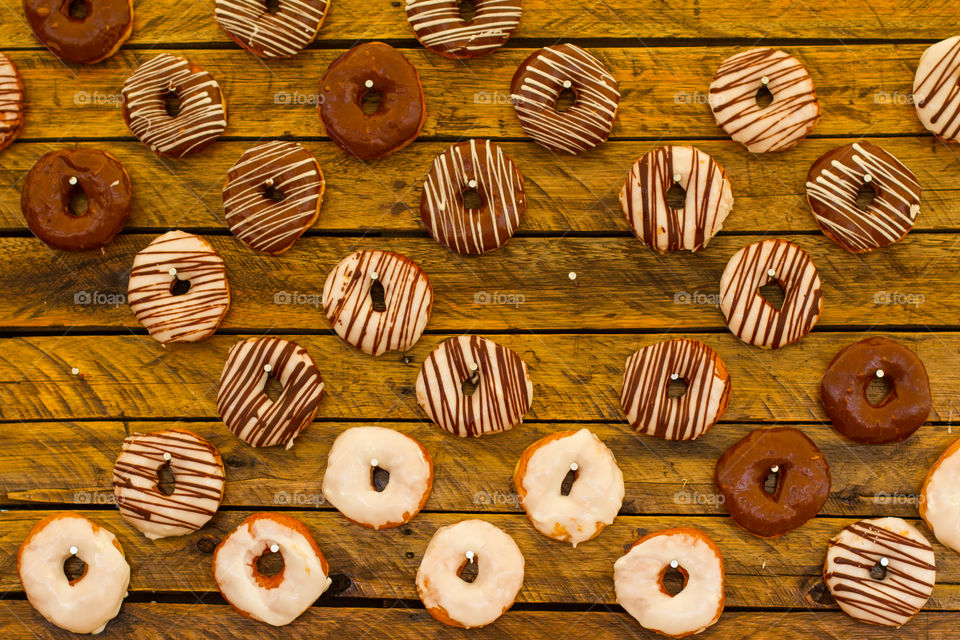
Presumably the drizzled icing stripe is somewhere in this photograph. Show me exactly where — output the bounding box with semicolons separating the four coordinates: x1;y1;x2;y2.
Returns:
511;43;620;155
112;430;224;540
806;142;921;253
825;518;935;628
0;52;22;149
416;335;533;437
122;54;227;157
127;230;231;343
215;0;328;59
405;0;521;58
620;145;734;253
719;239;822;349
620;339;730;441
913;35;960;142
223;141;324;255
322;250;433;356
709;48;820;153
421;139;525;255
218;337;324;449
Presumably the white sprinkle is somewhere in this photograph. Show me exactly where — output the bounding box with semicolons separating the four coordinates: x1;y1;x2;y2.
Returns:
265;178;274;187
264;364;273;374
371;458;379;468
470;363;479;372
466;550;475;562
767;269;776;278
468;179;477;189
69;546;78;555
876;369;885;378
163;452;171;461
71;367;79;375
670;373;680;380
570;462;579;472
168;268;178;278
68;176;78;186
669;560;679;569
568;272;577;280
270;544;279;553
365;80;374;89
880;557;889;567
761;76;770;85
562;80;572;89
770;465;779;473
370;271;379;280
673;173;681;183
863;174;873;183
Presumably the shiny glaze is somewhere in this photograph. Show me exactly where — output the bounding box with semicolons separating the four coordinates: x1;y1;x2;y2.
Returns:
405;0;521;59
24;0;133;64
914;36;960;142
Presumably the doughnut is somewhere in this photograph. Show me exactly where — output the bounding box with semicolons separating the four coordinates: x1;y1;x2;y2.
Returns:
322;249;433;355
719;238;823;349
806;142;921;253
824;517;935;628
620;339;731;441
319;42;425;161
513;429;623;546
0;52;23;152
914;36;960;142
127;230;231;343
218;337;325;448
21;148;132;251
215;0;329;59
620;145;735;253
222;141;324;255
614;527;724;637
213;513;332;626
112;429;225;540
416;519;524;628
18;513;130;634
510;43;620;155
420;139;526;255
24;0;133;64
821;336;930;444
921;438;960;553
708;48;820;153
405;0;521;59
121;54;228;157
416;335;533;437
714;426;830;538
322;426;433;529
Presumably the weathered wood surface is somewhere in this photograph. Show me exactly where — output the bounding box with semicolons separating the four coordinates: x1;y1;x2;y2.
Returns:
0;420;950;519
3;46;934;140
3;332;959;423
0;509;957;608
1;137;957;234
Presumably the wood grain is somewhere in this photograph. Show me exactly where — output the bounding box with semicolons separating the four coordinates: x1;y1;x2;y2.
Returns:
2;136;958;234
2;332;959;423
1;420;950;519
3;46;931;141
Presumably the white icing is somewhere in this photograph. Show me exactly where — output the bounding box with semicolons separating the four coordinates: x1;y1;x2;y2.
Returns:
0;52;22;144
215;0;329;59
914;36;960;142
516;429;624;546
923;440;960;553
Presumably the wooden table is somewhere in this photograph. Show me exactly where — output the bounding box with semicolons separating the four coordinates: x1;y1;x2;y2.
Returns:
2;0;960;637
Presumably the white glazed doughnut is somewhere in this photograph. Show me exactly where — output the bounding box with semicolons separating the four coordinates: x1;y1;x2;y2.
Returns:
921;438;960;553
218;337;325;449
322;426;433;529
614;527;725;637
514;429;624;546
322;249;433;356
620;145;734;253
113;429;225;540
708;48;820;153
416;335;534;437
18;513;130;634
913;36;960;142
824;517;935;628
213;513;332;626
127;230;231;343
416;519;524;628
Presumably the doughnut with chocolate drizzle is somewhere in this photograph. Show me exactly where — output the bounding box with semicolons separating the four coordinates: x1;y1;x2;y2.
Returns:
708;48;820;153
113;429;225;540
914;35;960;142
824;517;935;628
416;335;533;437
620;145;734;253
0;52;23;152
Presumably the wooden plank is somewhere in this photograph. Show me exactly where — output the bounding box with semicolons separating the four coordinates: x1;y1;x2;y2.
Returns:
1;421;948;519
1;136;958;234
3;603;958;640
0;510;957;608
0;234;953;331
2;332;959;423
2;0;957;46
3;46;931;140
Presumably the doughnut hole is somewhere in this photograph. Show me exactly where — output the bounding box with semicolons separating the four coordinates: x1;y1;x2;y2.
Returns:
66;0;90;20
856;181;878;211
360;87;382;115
757;278;786;312
866;375;893;406
255;546;285;584
163;87;182;118
369;278;387;312
156;459;176;495
66;183;89;217
264;0;281;14
63;552;87;584
371;465;390;492
555;86;577;112
461;187;483;210
665;182;687;209
170;277;192;296
263;181;286;202
560;466;578;496
659;563;689;597
869;559;888;581
264;372;283;402
461;368;480;396
667;377;689;398
763;465;781;496
755;83;774;108
458;0;477;22
458;555;479;583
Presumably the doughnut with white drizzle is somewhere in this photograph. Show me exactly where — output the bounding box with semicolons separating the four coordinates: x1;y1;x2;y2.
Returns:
0;52;23;152
215;0;329;59
405;0;521;59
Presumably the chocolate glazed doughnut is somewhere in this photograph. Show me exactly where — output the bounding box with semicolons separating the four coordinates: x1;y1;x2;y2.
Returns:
21;148;131;251
715;427;830;538
319;42;425;161
24;0;133;64
821;337;930;444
